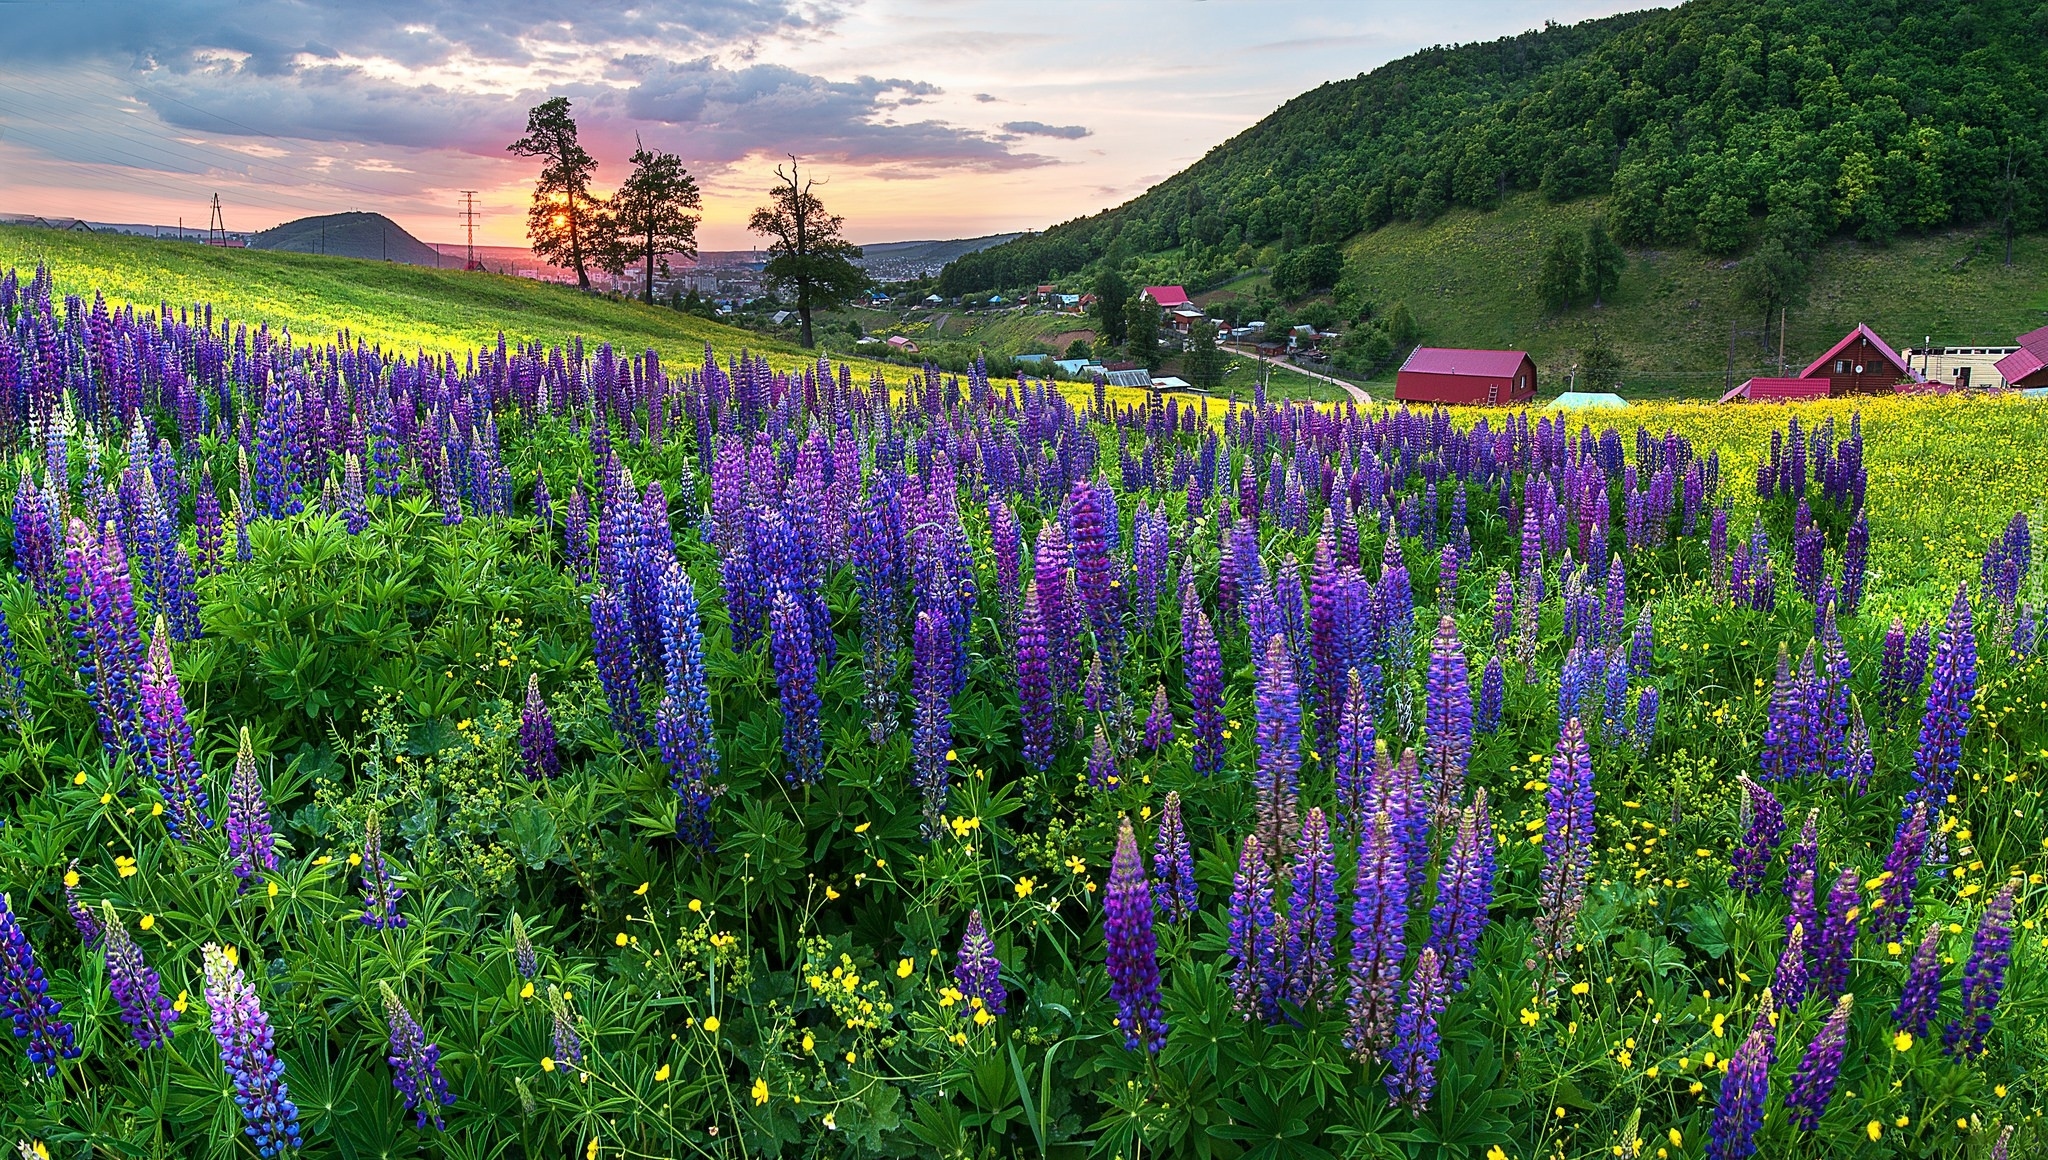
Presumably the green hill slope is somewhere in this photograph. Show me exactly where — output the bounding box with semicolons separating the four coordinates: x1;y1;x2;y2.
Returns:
250;211;442;266
0;225;876;372
1332;195;2048;397
940;0;2048;295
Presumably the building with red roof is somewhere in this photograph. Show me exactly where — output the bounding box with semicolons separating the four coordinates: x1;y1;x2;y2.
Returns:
1139;285;1190;309
1994;325;2048;389
1718;377;1831;403
1394;347;1536;406
1722;323;1923;402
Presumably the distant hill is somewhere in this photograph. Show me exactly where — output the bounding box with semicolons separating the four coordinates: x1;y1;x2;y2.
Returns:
940;0;2048;294
251;212;441;266
859;234;1024;279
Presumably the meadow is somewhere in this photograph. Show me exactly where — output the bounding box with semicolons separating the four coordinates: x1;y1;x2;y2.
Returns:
0;255;2043;1160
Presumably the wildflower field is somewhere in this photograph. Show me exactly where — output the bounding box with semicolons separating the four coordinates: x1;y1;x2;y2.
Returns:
0;264;2044;1160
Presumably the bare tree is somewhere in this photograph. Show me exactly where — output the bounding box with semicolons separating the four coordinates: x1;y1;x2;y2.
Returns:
747;158;867;348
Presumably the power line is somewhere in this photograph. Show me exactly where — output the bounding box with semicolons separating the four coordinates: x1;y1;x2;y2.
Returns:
207;193;228;246
460;190;483;271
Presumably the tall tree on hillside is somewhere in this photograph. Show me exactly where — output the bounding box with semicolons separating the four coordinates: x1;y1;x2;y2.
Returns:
1183;320;1224;389
1735;238;1809;353
598;140;703;305
1124;296;1160;370
748;158;866;349
509;98;601;290
1092;269;1133;349
1583;218;1625;307
1537;231;1585;314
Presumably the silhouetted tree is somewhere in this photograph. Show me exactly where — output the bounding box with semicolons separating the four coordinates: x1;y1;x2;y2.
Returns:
598;140;702;305
508;98;600;290
748;158;866;349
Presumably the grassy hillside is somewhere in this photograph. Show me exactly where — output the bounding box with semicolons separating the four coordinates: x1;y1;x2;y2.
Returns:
0;225;877;374
1335;195;2048;397
250;211;441;266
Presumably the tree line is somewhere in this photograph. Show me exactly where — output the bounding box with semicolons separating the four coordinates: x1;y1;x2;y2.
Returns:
510;99;864;347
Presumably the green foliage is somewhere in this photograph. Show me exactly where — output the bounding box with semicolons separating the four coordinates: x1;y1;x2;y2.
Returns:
1092;268;1133;348
1123;295;1160;369
748;159;868;349
595;143;703;305
1583;218;1625;308
1538;231;1587;315
1270;243;1342;301
508;97;603;289
1182;321;1225;389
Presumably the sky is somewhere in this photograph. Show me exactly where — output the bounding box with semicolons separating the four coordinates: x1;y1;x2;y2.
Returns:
0;0;1655;249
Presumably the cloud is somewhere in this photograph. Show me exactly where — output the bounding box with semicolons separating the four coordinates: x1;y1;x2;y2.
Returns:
973;93;998;103
1000;121;1091;140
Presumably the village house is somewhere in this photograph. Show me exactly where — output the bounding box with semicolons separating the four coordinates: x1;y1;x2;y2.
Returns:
1394;347;1537;407
1720;323;1923;402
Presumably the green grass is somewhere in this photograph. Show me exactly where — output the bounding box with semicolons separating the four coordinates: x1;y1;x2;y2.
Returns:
0;225;883;373
1342;195;2048;399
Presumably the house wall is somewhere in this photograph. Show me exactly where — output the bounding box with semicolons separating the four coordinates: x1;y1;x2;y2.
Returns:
1808;335;1909;395
1394;360;1536;406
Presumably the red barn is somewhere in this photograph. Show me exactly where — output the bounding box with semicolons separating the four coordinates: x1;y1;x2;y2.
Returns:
1798;323;1919;395
1993;325;2048;388
1394;347;1536;406
1719;377;1831;403
1139;285;1190;309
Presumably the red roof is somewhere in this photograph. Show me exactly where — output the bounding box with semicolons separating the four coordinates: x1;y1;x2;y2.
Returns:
1799;323;1917;381
1141;285;1190;308
1720;377;1830;403
1995;325;2048;385
1399;347;1532;378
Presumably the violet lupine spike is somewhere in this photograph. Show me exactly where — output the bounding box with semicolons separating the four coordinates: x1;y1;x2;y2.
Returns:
1428;789;1494;992
1771;923;1810;1010
227;726;279;885
519;674;560;781
1384;744;1432;903
1153;791;1197;924
511;913;539;980
655;564;718;846
1707;1025;1771;1160
1332;670;1376;840
1384;947;1447;1113
140;616;210;839
1474;655;1504;735
1728;775;1785;897
359;814;406;930
1912;584;1976;815
1785;993;1853;1131
1143;683;1175;750
1632;686;1660;754
63;862;99;948
1812;866;1860;1001
202;943;303;1155
1879;803;1929;941
1491;571;1513;644
1105;817;1167;1053
1758;642;1804;782
1282;808;1340;1010
99;902;177;1050
1533;718;1595;968
910;608;955;834
381;982;454;1130
1894;922;1942;1039
769;589;823;786
1945;880;2016;1058
589;587;644;746
548;985;585;1069
1420;616;1473;828
1227;832;1281;1023
1346;812;1407;1059
1253;633;1304;860
1085;724;1119;791
1876;617;1910;724
1185;607;1226;779
0;892;79;1077
1841;695;1873;791
1016;582;1057;774
953;908;1005;1019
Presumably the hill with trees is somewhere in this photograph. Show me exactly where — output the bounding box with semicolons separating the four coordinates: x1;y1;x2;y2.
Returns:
250;212;444;266
938;0;2048;298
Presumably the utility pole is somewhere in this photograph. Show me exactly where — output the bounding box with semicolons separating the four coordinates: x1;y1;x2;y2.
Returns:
206;194;227;247
1777;306;1786;375
460;191;482;271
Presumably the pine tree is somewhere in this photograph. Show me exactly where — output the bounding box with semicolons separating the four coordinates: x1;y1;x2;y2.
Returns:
508;98;600;290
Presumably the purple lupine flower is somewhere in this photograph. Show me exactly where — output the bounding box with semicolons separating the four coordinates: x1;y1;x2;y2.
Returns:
140;617;211;839
1474;655;1504;734
1143;684;1175;750
359;814;406;930
1017;582;1057;774
1813;867;1859;1001
1876;618;1910;724
1253;633;1303;858
1786;993;1853;1130
1105;817;1166;1052
954;908;1005;1018
1085;724;1119;791
1879;803;1929;940
655;563;718;846
100;902;177;1049
1421;616;1473;827
1913;584;1976;814
1082;651;1109;718
1905;621;1933;699
1153;791;1197;924
989;500;1023;636
1632;686;1660;754
227;726;279;884
1841;509;1869;614
1346;812;1407;1058
1783;808;1819;908
1894;923;1942;1038
1707;1025;1771;1160
548;985;584;1069
1759;643;1806;782
1282;808;1340;1010
1841;696;1873;791
511;913;539;980
0;893;78;1077
589;587;644;745
1034;521;1080;694
1728;775;1785;896
1772;922;1810;1010
382;983;454;1130
1437;543;1459;613
1384;744;1431;903
563;484;592;582
1384;947;1447;1112
1491;571;1513;644
519;674;560;781
1227;832;1281;1022
63;862;99;948
1333;670;1376;840
1533;718;1595;965
1946;880;2016;1058
1068;479;1122;648
911;608;955;832
1428;788;1494;991
202;943;303;1155
1600;645;1631;747
1185;607;1226;778
769;589;823;786
1627;608;1654;680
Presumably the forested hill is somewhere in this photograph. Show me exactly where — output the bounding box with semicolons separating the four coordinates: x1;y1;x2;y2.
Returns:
938;0;2048;295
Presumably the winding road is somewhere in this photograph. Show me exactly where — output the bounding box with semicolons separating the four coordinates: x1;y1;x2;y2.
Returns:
1224;344;1372;405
